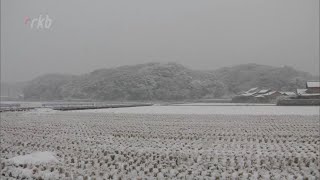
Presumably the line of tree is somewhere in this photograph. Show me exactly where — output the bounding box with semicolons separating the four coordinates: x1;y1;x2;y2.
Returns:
23;63;315;101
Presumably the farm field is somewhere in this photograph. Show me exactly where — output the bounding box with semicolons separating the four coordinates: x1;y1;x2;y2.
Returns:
72;104;320;115
1;108;319;179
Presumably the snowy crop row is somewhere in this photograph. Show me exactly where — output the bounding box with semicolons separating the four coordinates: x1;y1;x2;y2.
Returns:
1;112;319;179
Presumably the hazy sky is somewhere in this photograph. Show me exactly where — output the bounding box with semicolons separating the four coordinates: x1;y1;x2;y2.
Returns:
1;0;319;82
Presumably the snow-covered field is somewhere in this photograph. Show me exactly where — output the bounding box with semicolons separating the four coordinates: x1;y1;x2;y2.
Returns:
1;106;319;179
72;104;319;115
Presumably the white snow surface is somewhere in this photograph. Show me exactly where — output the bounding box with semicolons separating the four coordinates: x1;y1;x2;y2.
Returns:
306;81;320;88
8;151;58;165
25;108;57;114
71;104;319;115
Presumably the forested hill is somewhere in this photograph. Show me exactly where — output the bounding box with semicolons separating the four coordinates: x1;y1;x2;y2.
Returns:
23;63;315;101
212;63;315;94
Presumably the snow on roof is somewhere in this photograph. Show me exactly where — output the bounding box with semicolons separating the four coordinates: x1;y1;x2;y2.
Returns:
241;93;254;97
263;91;279;96
297;89;307;95
306;81;320;88
258;89;270;94
281;92;296;96
246;87;259;93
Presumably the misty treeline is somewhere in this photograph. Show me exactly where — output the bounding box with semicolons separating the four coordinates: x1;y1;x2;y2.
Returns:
23;63;314;101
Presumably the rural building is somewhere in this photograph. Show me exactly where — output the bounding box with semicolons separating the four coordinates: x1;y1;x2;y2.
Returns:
278;81;320;105
296;89;307;96
306;81;320;93
246;87;259;94
253;91;282;103
262;91;282;102
280;91;296;97
256;89;271;95
295;82;320;99
232;88;285;103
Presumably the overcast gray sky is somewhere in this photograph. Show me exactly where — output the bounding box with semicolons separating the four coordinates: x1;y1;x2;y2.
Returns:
1;0;319;82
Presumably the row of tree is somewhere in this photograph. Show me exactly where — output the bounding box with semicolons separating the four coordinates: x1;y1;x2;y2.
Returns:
23;63;315;101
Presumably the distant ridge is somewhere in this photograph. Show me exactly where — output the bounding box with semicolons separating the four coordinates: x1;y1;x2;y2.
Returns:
21;63;315;101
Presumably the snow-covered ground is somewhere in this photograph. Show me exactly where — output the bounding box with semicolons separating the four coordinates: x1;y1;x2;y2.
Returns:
0;101;43;108
24;108;57;114
8;151;59;165
1;111;319;179
171;103;275;106
71;104;319;115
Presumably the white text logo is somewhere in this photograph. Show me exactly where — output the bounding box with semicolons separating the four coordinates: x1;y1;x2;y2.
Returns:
25;15;53;30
